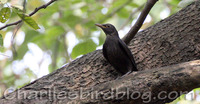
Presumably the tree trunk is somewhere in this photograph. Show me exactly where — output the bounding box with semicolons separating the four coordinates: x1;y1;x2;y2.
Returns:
1;1;200;104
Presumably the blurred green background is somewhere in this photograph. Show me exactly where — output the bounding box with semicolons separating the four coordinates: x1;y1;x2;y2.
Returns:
0;0;199;103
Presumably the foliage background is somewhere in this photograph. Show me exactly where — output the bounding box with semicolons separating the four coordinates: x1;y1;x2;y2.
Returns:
0;0;199;103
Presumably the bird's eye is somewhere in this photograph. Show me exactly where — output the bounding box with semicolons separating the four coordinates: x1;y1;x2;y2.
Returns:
107;25;110;28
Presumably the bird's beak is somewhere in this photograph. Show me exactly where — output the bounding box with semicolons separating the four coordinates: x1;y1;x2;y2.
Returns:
95;23;106;28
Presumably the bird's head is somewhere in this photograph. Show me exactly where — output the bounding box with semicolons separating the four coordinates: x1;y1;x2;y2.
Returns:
95;23;118;36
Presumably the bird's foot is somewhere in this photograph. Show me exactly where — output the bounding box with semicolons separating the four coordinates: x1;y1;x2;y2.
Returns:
121;71;132;77
115;74;122;80
115;71;133;80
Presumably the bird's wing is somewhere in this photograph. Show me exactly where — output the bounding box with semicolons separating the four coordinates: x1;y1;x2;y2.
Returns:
118;39;137;70
103;45;110;63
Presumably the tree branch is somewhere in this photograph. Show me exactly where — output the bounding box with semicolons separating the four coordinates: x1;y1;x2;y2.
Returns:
1;60;200;104
122;0;158;44
0;0;57;30
74;60;200;104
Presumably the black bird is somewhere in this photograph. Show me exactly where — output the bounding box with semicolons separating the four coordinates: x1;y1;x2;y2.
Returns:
95;23;137;76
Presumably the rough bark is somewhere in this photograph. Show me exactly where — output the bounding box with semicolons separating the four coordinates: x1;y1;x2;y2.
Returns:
75;60;200;104
1;1;200;104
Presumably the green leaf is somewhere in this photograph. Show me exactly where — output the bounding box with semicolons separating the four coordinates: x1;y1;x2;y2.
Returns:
12;7;40;30
0;34;3;46
46;26;65;37
11;6;23;13
44;26;65;47
117;8;129;18
0;7;11;23
59;14;81;27
18;14;40;30
129;2;139;7
113;0;128;8
71;39;97;59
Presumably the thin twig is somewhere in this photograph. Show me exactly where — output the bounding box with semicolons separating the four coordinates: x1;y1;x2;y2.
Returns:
0;53;11;58
99;0;132;23
62;34;70;61
51;38;60;70
23;0;27;13
29;0;57;16
119;4;144;30
0;0;57;30
11;0;26;57
12;23;23;58
122;0;158;44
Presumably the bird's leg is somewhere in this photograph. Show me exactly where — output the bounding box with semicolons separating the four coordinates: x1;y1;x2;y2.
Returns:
121;70;132;78
115;71;132;80
115;74;122;80
125;70;132;75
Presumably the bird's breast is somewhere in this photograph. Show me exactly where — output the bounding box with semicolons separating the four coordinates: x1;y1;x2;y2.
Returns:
103;38;125;60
